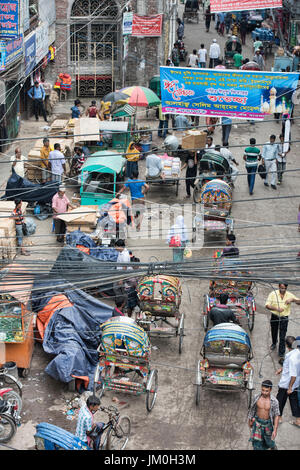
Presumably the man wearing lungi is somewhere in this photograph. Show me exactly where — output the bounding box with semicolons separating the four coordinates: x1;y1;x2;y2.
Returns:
248;380;280;450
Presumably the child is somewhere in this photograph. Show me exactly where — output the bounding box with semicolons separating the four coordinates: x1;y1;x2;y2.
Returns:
86;100;100;118
71;99;81;119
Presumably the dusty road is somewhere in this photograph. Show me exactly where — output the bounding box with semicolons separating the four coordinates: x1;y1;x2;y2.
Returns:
1;8;300;451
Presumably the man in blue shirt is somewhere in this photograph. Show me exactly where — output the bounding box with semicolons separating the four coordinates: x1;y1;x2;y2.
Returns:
28;81;48;122
221;116;232;146
116;170;149;231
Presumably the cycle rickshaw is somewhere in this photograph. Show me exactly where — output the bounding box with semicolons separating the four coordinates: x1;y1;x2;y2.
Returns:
93;316;158;412
136;275;185;354
195;323;254;407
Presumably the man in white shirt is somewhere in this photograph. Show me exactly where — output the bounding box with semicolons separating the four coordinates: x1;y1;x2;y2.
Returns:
209;39;221;68
10;148;27;178
216;144;239;183
146;153;165;179
275;336;300;426
187;49;199;67
48;143;66;183
198;44;207;68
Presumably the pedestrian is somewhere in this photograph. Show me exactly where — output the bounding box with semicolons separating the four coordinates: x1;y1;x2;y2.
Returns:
176;18;184;40
218;144;239;185
253;35;262;52
209;293;239;326
11;200;30;256
197;44;207;68
239;17;248;45
209;39;221;68
276;134;289;185
243;137;261;195
71;146;86;175
27;80;48;122
253;49;265;70
187;49;199;67
166;58;173;66
221;233;239;257
75;395;104;450
146;153;165;180
40;138;53;183
48;143;66;184
275;336;300;427
262;134;278;189
231;21;239;37
174;114;191;131
206;135;215;150
248;380;280;450
265;282;300;364
216;12;225;36
10;147;27;178
157;103;169;138
181;150;197;199
85;100;100;118
124;141;140;179
116;169;149;231
171;42;180;66
113;295;126;317
225;12;232;34
167;215;189;263
233;50;243;69
52;185;74;242
221;116;232;146
205;7;211;32
71;99;81;119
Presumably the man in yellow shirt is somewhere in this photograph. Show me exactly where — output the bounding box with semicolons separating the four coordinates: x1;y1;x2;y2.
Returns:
265;283;300;364
40;137;53;183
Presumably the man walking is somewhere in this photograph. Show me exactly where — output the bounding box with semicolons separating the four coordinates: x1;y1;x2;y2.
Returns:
265;283;300;364
248;380;280;450
209;39;221;68
276;134;289;185
262;134;278;190
253;49;265;70
116;170;149;231
243;138;261;195
275;336;300;427
197;44;207;68
171;42;180;67
40;138;53;183
10;148;27;178
181;150;197;199
217;144;239;185
27;80;48;122
157;103;168;138
221;116;232;146
52;185;74;242
49;143;66;183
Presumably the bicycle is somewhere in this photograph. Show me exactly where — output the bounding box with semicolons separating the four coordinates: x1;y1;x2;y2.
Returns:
95;405;131;450
0;367;22;397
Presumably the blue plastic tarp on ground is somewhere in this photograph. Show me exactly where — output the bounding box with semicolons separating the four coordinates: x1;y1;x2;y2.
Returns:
32;282;114;389
65;231;118;261
2;169;59;203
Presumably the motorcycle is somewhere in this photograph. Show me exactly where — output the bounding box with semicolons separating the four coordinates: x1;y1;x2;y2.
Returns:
0;397;21;443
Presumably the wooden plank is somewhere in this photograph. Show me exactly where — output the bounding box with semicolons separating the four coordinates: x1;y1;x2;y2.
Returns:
56;205;97;223
74;117;100;144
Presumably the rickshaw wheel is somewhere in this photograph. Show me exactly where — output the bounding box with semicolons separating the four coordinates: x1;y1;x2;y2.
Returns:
203;296;209;331
247;388;253;409
195;385;200;406
106;415;131;450
178;313;184;354
93;365;105;399
247;307;255;332
146;369;158;412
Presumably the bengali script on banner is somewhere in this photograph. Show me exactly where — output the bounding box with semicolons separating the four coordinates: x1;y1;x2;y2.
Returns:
160;66;299;120
131;14;163;37
210;0;282;13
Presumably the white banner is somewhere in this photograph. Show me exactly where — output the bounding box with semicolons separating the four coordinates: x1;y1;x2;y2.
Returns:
35;22;48;63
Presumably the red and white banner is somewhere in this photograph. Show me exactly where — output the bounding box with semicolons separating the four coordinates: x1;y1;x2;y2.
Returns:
131;14;163;37
210;0;282;13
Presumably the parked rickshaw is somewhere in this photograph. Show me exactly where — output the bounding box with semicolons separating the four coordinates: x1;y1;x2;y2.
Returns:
202;277;256;332
194;152;232;189
224;36;242;68
195;323;254;407
136;275;184;354
193;179;234;238
183;0;199;23
79;151;126;207
93;316;158;412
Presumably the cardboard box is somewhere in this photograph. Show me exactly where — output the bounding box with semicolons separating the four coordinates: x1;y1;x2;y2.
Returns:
181;130;206;150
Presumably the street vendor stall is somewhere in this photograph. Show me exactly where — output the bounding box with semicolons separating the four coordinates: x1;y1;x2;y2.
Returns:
0;264;34;377
74;118;130;154
146;153;181;196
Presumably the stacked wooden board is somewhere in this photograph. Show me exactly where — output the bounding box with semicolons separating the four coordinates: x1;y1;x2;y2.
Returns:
49;119;69;136
0;202;27;262
73;117;100;146
56;205;98;233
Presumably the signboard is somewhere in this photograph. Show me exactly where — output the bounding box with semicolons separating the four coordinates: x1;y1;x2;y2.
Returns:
131;14;163;37
22;0;29;32
123;11;133;35
25;31;36;75
35;22;48;63
0;33;22;70
210;0;282;13
0;0;19;38
160;66;299;120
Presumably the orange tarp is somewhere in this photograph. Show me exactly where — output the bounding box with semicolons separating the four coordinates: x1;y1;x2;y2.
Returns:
36;294;73;340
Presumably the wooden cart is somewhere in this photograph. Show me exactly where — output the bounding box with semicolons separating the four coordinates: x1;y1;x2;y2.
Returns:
0;264;34;377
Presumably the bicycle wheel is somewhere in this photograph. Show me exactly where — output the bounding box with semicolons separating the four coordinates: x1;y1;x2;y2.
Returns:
0;414;16;443
93;365;105;399
1;391;22;413
106;416;131;450
248;306;255;332
146;369;158;412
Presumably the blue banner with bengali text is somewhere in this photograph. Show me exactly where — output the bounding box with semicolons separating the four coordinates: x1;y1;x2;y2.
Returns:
160;66;299;120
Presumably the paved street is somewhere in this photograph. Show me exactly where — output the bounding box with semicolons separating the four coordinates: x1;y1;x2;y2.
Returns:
1;8;300;452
